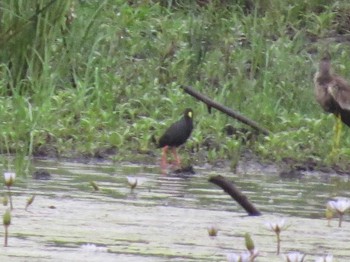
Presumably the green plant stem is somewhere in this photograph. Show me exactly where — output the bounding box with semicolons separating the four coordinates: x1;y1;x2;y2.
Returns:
339;213;343;227
7;187;13;210
4;225;8;247
276;232;281;255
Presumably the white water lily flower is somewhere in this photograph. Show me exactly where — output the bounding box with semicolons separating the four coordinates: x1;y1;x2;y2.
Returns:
328;199;350;214
327;198;350;227
315;254;333;262
4;172;16;187
265;219;286;233
282;252;306;262
227;250;258;262
126;176;138;189
227;252;240;262
265;219;287;255
207;225;218;237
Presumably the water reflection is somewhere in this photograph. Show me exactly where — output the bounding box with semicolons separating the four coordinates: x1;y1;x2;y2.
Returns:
31;160;350;219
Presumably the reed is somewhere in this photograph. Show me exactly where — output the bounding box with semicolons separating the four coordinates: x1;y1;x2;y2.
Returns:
1;0;350;170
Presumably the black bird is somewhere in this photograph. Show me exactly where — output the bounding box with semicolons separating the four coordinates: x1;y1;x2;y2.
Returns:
157;108;194;173
313;52;350;151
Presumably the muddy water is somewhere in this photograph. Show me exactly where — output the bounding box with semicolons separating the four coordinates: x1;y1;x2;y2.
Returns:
1;160;350;262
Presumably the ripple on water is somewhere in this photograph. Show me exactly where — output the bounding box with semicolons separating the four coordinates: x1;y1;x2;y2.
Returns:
1;160;350;261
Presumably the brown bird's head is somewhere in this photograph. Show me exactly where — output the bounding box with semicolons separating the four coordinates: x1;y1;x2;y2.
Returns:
319;51;331;76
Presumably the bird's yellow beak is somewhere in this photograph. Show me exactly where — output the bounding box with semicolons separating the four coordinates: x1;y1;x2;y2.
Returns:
188;111;193;118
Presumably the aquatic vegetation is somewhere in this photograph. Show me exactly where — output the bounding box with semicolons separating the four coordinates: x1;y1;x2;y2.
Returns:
89;181;100;191
327;198;350;227
25;195;36;211
282;252;306;262
244;232;255;253
4;172;16;188
3;209;11;247
226;233;259;262
227;250;258;262
3;172;16;210
126;176;138;192
325;205;333;226
0;161;348;260
207;225;218;237
2;195;8;206
265;219;288;255
315;254;333;262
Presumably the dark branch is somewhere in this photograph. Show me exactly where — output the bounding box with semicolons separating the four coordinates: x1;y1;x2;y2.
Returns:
209;175;261;216
180;85;270;136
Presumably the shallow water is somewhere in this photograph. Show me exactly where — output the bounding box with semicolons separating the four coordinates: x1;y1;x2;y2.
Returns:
1;159;350;261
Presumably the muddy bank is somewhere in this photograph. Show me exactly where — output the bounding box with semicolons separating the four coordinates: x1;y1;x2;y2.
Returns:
31;144;350;179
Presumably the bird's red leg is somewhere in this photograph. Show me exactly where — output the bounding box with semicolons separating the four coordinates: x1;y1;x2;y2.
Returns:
161;146;168;174
171;147;181;168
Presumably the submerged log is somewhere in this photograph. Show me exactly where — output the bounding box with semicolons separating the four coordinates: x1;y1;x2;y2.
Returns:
209;175;261;216
180;85;270;136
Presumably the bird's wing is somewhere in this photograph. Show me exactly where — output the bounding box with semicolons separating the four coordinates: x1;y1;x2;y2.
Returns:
328;76;350;111
158;120;180;147
313;75;334;112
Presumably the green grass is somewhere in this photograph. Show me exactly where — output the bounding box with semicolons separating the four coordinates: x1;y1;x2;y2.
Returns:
1;0;350;174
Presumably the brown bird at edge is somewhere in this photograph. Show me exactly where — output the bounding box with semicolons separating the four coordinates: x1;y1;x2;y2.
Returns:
157;108;194;174
313;52;350;153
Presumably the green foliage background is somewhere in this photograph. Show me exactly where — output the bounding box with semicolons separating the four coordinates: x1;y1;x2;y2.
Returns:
1;0;350;172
